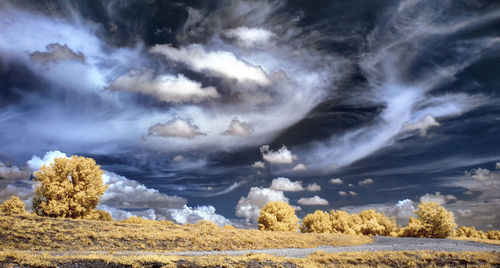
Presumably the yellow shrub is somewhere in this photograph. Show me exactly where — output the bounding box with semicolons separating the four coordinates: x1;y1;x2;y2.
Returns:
455;226;487;239
399;201;457;238
301;210;332;233
84;209;112;221
258;201;299;232
32;156;107;219
487;230;500;240
194;220;220;229
122;216;157;224
0;196;26;215
329;210;359;235
358;209;396;236
121;216;176;226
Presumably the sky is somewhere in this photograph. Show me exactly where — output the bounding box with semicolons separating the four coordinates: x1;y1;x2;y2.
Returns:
1;0;500;229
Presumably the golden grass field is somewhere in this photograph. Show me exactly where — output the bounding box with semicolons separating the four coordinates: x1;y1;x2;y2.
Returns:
451;236;500;246
0;250;499;267
0;214;370;252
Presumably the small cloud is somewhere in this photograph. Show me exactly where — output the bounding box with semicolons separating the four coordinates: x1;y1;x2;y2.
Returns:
420;192;456;205
402;115;440;136
348;184;354;187
292;163;307;172
269;177;303;192
30;43;85;64
106;70;219;104
358;178;374;186
305;183;321;192
260;145;297;165
222;117;254;136
224;27;275;47
297;195;329;206
167;205;232;226
465;168;492;180
338;191;347;196
329;178;343;184
252;161;265;169
463;190;474;196
173;155;184;162
496;162;500;169
349;191;358;196
457;209;473;218
148;118;205;139
26;150;67;172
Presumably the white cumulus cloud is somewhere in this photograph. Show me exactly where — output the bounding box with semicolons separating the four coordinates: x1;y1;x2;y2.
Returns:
107;70;219;103
260;145;297;165
292;163;307;172
173;155;184;162
358;178;374;186
420;192;456;205
26;150;67;172
297;195;329;206
402;115;440;136
251;161;265;168
150;44;271;86
148;118;205;138
222;117;254;136
165;205;232;226
235;187;288;224
269;177;303;192
305;183;321;192
329;178;343;184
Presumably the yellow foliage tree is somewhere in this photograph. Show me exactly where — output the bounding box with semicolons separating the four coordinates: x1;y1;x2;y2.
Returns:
399;201;457;238
32;155;108;219
0;196;26;215
301;210;332;233
258;201;299;232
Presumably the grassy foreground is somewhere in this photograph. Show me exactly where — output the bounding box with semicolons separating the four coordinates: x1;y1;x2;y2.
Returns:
0;250;499;267
0;214;370;251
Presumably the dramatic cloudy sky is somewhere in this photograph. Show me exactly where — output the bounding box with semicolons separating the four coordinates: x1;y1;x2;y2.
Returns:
1;0;500;229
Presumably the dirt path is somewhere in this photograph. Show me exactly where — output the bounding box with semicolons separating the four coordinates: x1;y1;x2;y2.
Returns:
45;237;500;258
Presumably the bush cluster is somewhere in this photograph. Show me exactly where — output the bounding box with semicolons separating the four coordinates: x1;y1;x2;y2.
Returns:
301;209;396;236
455;226;500;240
0;196;26;215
